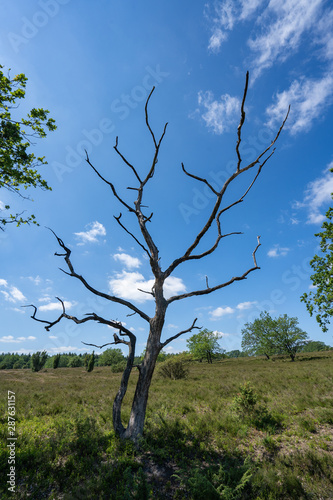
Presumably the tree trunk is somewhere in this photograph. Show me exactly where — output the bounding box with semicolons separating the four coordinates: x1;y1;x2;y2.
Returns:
113;298;166;442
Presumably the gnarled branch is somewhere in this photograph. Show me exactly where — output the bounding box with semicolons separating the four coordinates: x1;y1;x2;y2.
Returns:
46;228;151;323
167;236;261;305
160;318;201;349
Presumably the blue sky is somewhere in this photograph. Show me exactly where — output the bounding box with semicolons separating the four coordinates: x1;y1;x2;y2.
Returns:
1;0;333;356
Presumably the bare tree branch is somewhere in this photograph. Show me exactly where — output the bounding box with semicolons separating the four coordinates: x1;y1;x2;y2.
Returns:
25;297;137;338
181;162;220;196
46;228;151;323
160;318;201;348
145;87;158;149
114;213;150;257
167;236;261;305
114;136;142;184
236;71;249;172
85;150;135;214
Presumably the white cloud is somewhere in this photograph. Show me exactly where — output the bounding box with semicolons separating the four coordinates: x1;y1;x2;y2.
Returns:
113;253;141;269
108;271;186;303
197;91;240;134
0;335;35;343
0;282;26;303
249;0;323;79
26;275;42;286
206;0;264;52
295;166;333;224
10;286;26;302
205;0;333;88
212;330;231;337
236;301;257;310
74;221;106;245
49;335;58;339
38;295;52;303
0;336;18;343
267;245;290;258
39;300;75;312
210;306;235;319
266;74;333;134
12;308;25;314
47;346;88;354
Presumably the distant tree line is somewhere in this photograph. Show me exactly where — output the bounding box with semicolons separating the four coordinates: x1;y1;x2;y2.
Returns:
0;336;331;371
0;348;176;371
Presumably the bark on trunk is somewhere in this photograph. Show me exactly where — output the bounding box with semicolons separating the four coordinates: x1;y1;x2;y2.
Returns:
113;295;166;442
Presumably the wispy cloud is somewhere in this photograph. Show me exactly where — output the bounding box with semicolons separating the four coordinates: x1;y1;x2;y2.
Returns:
108;271;186;303
209;306;235;319
294;166;333;224
0;280;26;303
196;91;240;134
267;245;290;258
206;0;264;52
266;74;333;134
236;301;257;310
113;253;141;269
47;346;88;354
74;221;106;245
212;330;231;338
0;335;36;343
39;300;75;312
25;275;42;286
248;0;324;79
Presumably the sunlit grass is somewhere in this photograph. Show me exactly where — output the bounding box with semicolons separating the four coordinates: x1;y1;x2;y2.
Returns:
0;351;332;498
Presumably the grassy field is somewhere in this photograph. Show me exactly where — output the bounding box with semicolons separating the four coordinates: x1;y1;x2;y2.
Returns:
0;352;333;499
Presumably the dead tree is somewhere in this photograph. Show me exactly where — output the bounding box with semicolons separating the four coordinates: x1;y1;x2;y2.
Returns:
27;73;289;442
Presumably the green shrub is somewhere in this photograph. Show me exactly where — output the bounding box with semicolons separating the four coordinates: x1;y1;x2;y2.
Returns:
53;354;61;369
86;351;95;372
158;359;189;380
69;355;83;368
31;351;48;372
110;361;127;373
231;382;257;415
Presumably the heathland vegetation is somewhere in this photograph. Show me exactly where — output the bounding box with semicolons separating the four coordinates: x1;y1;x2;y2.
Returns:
1;350;332;499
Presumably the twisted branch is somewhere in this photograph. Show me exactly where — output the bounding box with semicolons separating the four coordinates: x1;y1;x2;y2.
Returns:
160;318;201;349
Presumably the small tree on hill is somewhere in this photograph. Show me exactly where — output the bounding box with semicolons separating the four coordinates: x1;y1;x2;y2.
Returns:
242;312;308;361
31;351;48;372
99;348;125;367
301;340;331;352
86;351;95;372
241;311;277;359
274;314;308;361
27;74;289;442
53;353;61;369
187;329;224;363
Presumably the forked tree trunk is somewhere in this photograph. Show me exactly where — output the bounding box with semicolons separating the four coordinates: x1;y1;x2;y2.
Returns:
113;314;164;441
